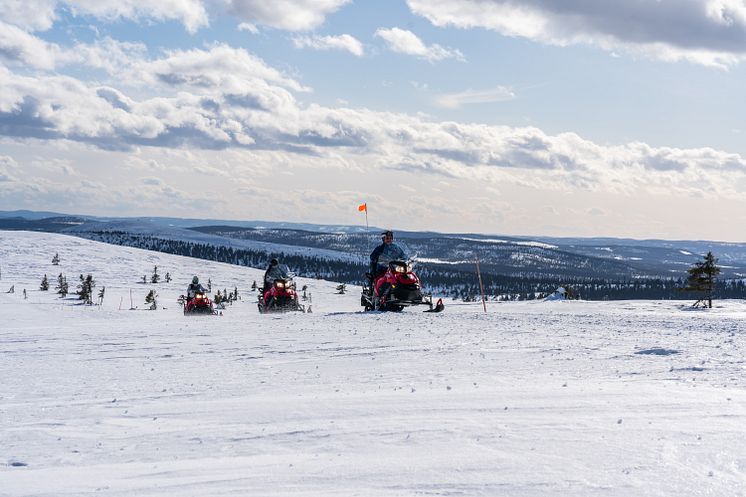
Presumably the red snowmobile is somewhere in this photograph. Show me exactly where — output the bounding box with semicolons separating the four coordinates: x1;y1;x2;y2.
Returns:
182;292;217;315
361;260;444;312
258;277;306;313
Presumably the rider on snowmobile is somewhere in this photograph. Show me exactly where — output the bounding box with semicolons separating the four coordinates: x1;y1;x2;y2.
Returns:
186;276;207;301
369;230;406;280
263;258;290;290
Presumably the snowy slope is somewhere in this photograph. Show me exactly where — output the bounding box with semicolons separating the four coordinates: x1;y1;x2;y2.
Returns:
2;230;746;496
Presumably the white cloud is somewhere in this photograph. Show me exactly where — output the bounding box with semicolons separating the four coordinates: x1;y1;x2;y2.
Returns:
221;0;350;31
374;27;464;62
0;154;18;182
0;0;58;31
66;0;209;33
0;20;60;69
406;0;746;68
435;86;516;109
61;38;148;74
0;0;364;38
0;0;353;34
0;24;147;73
3;41;746;203
237;22;259;34
0;0;208;33
132;44;308;93
292;34;364;56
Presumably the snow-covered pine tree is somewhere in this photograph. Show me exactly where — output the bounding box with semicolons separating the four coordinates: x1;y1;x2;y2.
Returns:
251;280;257;291
165;272;171;283
56;273;68;297
682;251;721;308
40;274;49;291
141;275;147;284
214;290;222;305
144;289;158;310
77;274;95;305
52;253;60;265
234;286;239;301
98;286;105;306
151;266;160;284
207;278;212;292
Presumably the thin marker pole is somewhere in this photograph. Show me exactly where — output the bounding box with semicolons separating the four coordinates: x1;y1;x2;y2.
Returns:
476;259;487;313
361;203;371;254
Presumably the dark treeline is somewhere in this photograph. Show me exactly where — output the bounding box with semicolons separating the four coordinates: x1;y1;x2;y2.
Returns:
76;231;746;301
420;265;746;301
78;231;369;282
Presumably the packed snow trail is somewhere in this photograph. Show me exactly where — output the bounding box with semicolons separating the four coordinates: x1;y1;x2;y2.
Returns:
2;231;746;496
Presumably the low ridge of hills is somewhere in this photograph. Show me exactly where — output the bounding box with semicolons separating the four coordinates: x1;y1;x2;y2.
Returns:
3;210;746;300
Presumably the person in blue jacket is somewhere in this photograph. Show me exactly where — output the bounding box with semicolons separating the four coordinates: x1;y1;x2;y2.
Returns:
369;230;406;280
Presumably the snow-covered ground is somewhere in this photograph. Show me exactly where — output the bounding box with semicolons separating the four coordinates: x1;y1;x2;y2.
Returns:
2;230;746;496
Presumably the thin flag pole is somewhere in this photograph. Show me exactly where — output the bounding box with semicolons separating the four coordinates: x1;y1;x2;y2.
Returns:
359;202;371;254
476;258;487;313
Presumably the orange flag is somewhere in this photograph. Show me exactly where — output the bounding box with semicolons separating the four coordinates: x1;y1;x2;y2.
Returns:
358;203;367;212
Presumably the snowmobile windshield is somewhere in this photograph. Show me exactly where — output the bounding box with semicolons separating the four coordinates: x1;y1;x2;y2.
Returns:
267;264;293;281
278;264;293;279
377;243;407;266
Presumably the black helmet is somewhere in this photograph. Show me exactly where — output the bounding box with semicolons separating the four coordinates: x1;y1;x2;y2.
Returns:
381;230;394;239
192;276;199;284
270;258;279;266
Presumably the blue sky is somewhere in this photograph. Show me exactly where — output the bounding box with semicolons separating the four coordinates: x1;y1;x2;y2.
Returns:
2;0;746;240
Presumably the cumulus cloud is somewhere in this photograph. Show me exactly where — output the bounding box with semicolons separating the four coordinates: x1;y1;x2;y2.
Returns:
61;38;148;74
374;27;464;62
69;0;208;33
2;39;746;201
0;0;58;31
0;0;353;34
292;34;364;56
435;85;516;109
132;44;308;93
0;45;310;149
406;0;746;68
0;25;147;73
0;0;208;33
221;0;350;31
0;20;60;69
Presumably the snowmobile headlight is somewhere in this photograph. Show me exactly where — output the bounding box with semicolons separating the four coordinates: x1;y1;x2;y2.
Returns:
275;281;285;289
394;265;406;273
